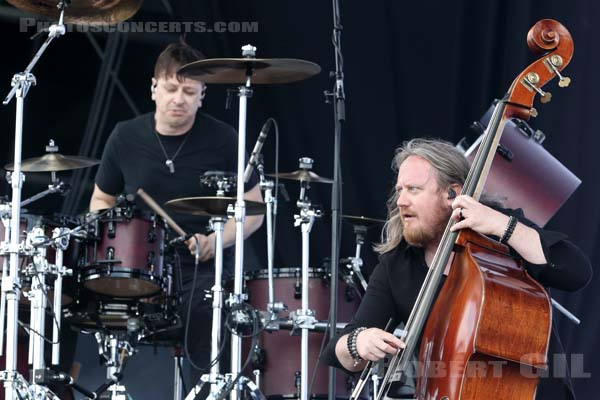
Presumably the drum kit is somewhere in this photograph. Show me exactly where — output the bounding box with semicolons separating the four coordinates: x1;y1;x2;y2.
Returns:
0;1;381;400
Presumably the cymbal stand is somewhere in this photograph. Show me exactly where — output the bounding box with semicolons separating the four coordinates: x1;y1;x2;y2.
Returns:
256;160;286;321
228;44;255;400
345;225;368;291
0;4;66;399
291;157;322;400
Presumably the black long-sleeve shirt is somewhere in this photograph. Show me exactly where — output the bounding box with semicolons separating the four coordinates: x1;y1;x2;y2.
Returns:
322;208;592;399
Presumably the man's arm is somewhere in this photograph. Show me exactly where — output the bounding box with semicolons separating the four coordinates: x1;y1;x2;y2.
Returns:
187;183;264;261
90;184;117;211
450;195;546;264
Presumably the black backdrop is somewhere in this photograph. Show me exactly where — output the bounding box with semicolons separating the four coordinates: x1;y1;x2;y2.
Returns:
0;0;598;398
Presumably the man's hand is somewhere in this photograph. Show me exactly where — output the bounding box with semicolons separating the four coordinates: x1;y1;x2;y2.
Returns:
356;327;405;362
450;195;509;237
186;233;215;262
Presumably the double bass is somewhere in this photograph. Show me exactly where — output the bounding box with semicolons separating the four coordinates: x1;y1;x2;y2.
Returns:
367;19;573;400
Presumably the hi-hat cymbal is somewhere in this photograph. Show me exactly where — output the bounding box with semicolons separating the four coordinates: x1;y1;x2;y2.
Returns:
164;196;266;217
5;153;100;172
7;0;143;25
178;58;321;84
266;170;333;184
341;214;386;226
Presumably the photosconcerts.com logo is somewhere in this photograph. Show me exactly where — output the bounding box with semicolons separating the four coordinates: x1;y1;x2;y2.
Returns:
19;19;259;34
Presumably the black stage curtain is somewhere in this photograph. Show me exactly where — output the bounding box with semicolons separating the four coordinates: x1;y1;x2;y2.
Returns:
0;1;598;398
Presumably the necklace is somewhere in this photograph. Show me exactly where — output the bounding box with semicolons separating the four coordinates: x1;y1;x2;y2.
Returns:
154;129;191;174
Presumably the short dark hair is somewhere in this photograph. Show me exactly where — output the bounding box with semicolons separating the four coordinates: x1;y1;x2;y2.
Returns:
154;37;206;80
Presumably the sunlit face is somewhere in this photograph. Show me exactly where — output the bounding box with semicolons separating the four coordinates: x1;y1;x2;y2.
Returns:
395;156;452;247
152;74;205;132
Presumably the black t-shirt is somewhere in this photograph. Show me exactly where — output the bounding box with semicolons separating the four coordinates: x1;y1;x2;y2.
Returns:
95;111;259;273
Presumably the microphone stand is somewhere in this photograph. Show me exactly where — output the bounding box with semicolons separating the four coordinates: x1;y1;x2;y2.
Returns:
324;0;345;398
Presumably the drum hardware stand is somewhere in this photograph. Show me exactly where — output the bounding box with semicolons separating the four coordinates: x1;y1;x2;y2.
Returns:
1;3;66;398
256;160;287;323
190;215;228;399
343;225;368;291
21;226;72;399
93;332;136;400
173;347;184;400
290;157;322;400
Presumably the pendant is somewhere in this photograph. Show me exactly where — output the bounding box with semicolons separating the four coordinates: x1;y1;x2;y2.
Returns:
165;159;175;174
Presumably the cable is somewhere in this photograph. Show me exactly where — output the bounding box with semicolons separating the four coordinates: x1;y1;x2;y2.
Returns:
183;236;204;371
215;303;263;400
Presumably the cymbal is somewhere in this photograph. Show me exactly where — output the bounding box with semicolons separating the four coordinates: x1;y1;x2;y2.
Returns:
178;58;321;84
164;196;266;217
5;153;100;172
7;0;143;25
341;214;385;226
266;170;333;184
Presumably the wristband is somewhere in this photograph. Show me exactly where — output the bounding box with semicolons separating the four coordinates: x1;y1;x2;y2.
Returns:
347;327;367;366
500;216;518;244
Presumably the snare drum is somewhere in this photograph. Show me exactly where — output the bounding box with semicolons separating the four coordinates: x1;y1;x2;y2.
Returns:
80;207;165;298
65;291;179;336
244;267;360;399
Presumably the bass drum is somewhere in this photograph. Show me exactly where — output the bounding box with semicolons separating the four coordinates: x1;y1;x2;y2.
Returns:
243;267;360;399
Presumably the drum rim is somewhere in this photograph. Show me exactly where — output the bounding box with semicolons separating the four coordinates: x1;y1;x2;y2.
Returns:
86;207;166;225
82;267;164;297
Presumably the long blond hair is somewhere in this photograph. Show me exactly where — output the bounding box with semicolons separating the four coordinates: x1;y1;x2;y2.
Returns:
374;139;469;254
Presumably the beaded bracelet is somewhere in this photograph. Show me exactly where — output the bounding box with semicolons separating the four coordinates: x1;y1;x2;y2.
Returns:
500;216;518;244
347;327;367;365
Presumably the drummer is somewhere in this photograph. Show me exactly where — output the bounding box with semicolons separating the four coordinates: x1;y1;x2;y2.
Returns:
89;38;263;384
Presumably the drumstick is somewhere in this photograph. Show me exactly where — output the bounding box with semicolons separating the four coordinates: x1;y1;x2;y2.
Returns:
136;188;187;237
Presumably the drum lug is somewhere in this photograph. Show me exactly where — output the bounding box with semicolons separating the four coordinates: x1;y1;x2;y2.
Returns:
147;251;155;269
147;227;157;243
106;246;115;261
108;220;116;239
294;275;301;299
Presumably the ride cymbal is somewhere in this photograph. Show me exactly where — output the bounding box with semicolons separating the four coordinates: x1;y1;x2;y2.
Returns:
164;196;266;217
7;0;143;26
178;58;321;84
5;153;100;172
266;170;333;184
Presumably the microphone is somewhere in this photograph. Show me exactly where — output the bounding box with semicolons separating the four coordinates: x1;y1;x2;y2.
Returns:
243;119;273;183
168;233;194;246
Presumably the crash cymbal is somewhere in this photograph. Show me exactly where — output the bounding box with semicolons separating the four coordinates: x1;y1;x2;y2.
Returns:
5;153;100;172
178;58;321;84
266;170;333;184
164;196;266;217
7;0;143;25
341;214;385;226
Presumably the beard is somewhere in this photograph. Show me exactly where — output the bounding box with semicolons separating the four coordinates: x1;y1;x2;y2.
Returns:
402;203;451;248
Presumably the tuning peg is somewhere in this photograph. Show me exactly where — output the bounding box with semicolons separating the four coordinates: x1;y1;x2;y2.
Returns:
522;72;552;104
545;55;571;88
530;107;538;118
540;91;552;104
